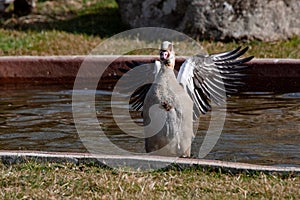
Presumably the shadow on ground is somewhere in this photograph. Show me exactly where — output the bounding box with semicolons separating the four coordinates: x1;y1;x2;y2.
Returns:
1;6;128;38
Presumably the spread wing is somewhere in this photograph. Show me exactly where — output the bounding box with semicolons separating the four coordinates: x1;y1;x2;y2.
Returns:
177;46;254;118
118;60;161;111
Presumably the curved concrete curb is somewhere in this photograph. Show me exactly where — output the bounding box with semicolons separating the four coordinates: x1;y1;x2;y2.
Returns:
1;151;299;174
0;56;299;92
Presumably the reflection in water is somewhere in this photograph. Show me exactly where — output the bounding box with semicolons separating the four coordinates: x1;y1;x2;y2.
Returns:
0;84;299;167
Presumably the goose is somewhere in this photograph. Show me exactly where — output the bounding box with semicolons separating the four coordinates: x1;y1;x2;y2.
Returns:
123;41;254;157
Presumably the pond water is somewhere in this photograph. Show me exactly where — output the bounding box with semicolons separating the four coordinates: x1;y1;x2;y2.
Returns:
0;84;299;167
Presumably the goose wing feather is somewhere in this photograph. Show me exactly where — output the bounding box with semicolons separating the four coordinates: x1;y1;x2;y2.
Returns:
177;47;253;118
118;60;161;111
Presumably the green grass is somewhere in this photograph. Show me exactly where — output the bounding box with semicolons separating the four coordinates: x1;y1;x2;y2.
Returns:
0;0;299;57
1;161;299;199
0;28;101;56
202;36;300;58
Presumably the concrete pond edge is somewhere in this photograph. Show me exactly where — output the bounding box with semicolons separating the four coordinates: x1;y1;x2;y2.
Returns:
0;151;299;174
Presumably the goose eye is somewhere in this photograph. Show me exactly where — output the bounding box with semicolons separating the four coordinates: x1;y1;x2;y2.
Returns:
160;51;169;60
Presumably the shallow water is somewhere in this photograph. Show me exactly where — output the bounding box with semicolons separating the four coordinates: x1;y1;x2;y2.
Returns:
0;84;299;167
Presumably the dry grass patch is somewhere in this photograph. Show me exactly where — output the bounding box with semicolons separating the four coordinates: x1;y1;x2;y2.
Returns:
0;161;299;199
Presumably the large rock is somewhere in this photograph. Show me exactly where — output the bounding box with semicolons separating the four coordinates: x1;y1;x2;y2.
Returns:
117;0;300;41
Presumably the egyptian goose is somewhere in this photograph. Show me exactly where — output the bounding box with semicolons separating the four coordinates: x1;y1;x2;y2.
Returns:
124;41;253;157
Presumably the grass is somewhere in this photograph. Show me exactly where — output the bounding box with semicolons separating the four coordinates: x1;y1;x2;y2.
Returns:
202;36;300;58
0;0;298;57
1;161;299;199
0;29;101;56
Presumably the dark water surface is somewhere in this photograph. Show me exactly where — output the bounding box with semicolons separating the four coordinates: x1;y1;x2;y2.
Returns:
0;84;299;167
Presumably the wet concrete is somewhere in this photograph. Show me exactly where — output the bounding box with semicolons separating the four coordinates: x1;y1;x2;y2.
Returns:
1;150;300;174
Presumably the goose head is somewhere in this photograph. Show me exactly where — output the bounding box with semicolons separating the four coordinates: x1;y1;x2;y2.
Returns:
159;41;175;69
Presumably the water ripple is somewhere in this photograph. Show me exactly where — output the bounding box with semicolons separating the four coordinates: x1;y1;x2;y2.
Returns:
0;85;299;166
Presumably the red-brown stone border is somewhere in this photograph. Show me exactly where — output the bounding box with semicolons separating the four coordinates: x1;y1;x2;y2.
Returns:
0;56;299;93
